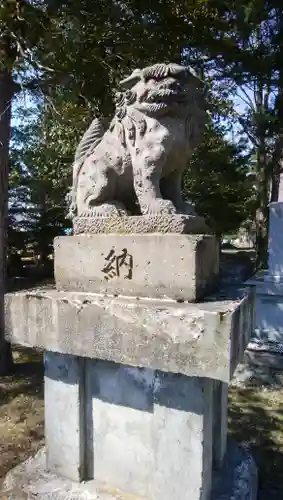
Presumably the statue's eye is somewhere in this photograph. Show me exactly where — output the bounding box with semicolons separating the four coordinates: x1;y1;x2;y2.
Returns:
125;91;136;105
114;92;123;104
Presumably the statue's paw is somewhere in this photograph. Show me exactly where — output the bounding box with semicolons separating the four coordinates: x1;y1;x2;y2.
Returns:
81;202;130;217
142;199;177;216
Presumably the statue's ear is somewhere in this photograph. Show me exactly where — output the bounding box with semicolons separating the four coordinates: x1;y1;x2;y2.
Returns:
119;69;141;89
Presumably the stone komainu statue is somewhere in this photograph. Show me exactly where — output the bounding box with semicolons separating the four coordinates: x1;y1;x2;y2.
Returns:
69;63;207;218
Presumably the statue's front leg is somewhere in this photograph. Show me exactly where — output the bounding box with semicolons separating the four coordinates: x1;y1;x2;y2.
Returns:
132;153;177;215
160;170;196;216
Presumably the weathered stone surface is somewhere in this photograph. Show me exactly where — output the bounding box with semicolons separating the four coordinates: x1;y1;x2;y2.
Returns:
41;357;229;498
212;381;228;469
1;448;108;500
83;361;213;500
73;214;208;235
5;285;253;382
88;361;212;498
41;358;227;499
44;352;85;482
1;442;257;500
54;233;219;301
68;63;207;220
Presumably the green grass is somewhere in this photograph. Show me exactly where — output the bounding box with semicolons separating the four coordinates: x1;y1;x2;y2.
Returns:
0;347;44;479
229;386;283;499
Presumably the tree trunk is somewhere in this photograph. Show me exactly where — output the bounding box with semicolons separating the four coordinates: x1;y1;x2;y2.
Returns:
255;142;269;270
271;64;283;203
253;81;270;270
0;70;14;374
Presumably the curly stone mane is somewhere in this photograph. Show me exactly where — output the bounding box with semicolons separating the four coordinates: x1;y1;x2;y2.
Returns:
108;63;206;148
73;63;204;160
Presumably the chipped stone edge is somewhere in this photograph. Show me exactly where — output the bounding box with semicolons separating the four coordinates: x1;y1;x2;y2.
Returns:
4;286;253;383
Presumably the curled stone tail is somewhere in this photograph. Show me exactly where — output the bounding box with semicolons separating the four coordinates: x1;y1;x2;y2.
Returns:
74;117;105;163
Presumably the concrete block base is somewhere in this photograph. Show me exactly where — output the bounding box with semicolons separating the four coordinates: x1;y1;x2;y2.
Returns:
44;353;215;499
5;286;252;383
1;443;257;500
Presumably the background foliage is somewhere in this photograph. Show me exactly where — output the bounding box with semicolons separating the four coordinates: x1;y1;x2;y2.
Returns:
1;0;282;270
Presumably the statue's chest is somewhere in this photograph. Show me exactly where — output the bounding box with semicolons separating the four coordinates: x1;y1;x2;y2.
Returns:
144;118;187;149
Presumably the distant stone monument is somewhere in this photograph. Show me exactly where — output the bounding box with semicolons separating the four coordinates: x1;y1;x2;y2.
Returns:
2;63;257;500
278;171;283;202
247;169;283;367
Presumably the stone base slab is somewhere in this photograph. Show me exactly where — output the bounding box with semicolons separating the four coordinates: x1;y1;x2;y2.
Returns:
5;285;253;383
1;443;257;500
54;233;219;301
73;214;208;235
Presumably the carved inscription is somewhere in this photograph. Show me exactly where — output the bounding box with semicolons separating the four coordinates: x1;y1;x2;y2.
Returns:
102;248;133;280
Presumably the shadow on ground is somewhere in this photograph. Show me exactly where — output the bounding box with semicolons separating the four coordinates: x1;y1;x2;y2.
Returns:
229;386;283;500
0;346;44;479
0;346;43;407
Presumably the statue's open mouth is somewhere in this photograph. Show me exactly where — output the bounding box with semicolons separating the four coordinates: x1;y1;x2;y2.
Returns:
146;88;189;105
144;77;191;106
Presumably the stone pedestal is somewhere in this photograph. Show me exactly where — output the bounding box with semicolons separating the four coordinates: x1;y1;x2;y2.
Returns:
3;232;256;500
54;233;219;301
246;202;283;367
